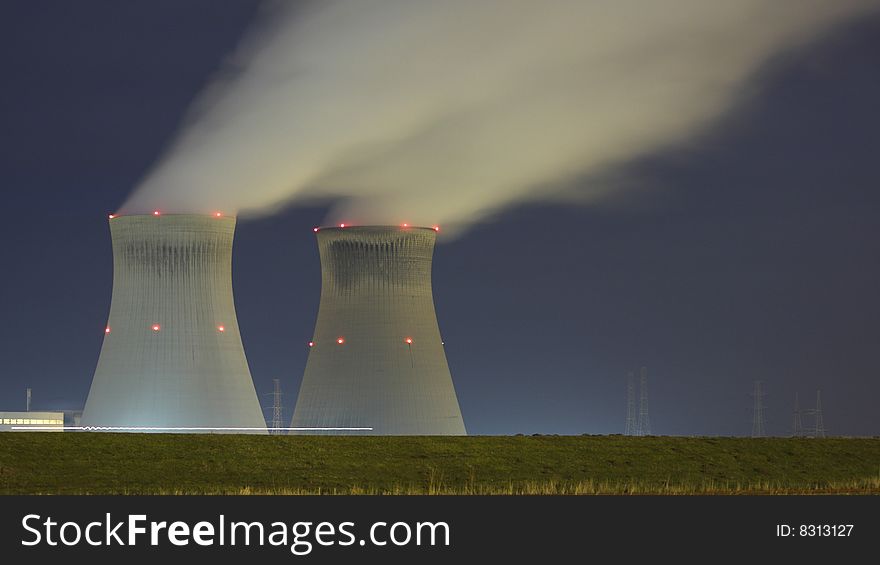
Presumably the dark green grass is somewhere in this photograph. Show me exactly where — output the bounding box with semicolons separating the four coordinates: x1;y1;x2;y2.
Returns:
1;434;878;494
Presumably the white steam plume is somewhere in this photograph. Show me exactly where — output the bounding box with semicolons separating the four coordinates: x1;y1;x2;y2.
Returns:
121;0;878;233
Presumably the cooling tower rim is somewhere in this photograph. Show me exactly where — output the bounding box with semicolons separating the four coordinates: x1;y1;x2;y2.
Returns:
108;212;232;221
314;225;439;233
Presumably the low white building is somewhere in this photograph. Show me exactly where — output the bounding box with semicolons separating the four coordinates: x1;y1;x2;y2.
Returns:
0;411;64;431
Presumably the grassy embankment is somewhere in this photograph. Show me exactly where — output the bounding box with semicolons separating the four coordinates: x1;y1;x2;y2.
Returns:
1;434;878;494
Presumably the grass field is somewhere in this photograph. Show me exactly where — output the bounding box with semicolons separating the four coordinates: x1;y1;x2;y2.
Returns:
1;434;878;494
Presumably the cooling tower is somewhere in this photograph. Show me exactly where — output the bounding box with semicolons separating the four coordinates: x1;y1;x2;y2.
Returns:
81;214;266;432
291;225;466;435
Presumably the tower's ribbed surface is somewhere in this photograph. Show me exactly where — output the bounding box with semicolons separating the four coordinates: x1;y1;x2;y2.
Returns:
81;214;265;432
291;226;466;435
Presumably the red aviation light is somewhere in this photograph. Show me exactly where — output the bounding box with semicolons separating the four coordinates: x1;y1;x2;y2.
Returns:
217;325;226;333
153;210;161;216
313;227;320;233
336;337;345;345
402;223;409;228
105;326;111;334
404;337;413;344
432;225;440;232
339;223;346;228
308;341;315;348
151;324;161;332
108;214;115;219
214;212;223;218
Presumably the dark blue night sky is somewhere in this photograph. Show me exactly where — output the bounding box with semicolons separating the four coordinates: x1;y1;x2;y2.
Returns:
1;2;879;436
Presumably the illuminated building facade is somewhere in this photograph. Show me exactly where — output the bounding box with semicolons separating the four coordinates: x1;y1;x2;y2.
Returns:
0;412;64;432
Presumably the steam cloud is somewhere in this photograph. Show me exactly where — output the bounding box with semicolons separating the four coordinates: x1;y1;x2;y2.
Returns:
121;0;878;233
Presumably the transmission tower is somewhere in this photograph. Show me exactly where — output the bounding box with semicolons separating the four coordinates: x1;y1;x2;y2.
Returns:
270;379;284;434
624;371;637;435
751;380;765;438
813;390;825;438
637;366;651;436
802;389;827;438
791;392;803;437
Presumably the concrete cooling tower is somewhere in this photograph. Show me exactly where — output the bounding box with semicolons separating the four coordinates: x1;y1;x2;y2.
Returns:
291;225;466;435
81;213;266;432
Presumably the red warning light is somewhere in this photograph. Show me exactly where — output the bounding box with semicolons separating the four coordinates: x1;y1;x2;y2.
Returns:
313;227;320;233
108;214;115;219
402;223;409;228
214;212;223;218
153;210;161;216
151;324;161;332
432;225;440;232
105;326;111;334
308;341;315;347
404;337;413;344
339;223;346;228
217;325;225;333
336;337;345;345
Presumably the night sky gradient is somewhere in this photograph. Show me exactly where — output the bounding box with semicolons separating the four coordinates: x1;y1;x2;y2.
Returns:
1;2;879;436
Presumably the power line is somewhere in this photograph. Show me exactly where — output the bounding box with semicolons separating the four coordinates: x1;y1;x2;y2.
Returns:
802;389;826;438
813;390;825;438
791;392;803;437
751;380;765;438
271;379;283;435
263;379;285;435
624;371;636;436
637;366;651;436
